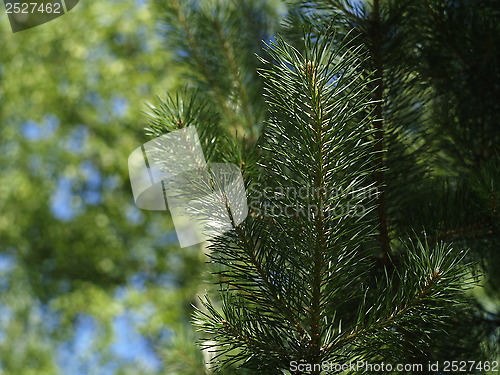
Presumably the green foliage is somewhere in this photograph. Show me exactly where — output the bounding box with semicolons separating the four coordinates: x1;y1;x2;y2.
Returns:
188;31;481;373
151;0;499;373
152;0;284;138
1;0;498;373
0;1;199;373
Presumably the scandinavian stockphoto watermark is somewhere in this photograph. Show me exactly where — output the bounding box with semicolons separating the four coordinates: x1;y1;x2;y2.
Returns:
247;183;377;219
128;126;377;247
4;0;79;33
289;360;499;373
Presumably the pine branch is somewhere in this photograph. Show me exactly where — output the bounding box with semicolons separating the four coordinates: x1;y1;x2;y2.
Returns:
209;13;255;135
154;0;274;138
195;29;378;371
144;90;238;164
324;239;474;360
165;0;236;123
369;0;392;264
428;218;494;244
304;57;328;374
186;18;480;374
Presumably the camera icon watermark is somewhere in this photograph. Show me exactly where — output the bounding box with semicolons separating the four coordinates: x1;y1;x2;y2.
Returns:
128;127;248;248
4;0;79;33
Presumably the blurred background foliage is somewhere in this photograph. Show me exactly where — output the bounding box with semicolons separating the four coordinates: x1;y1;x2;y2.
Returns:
0;0;498;374
0;0;202;373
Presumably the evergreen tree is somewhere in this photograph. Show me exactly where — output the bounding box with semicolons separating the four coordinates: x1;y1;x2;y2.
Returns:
150;0;499;373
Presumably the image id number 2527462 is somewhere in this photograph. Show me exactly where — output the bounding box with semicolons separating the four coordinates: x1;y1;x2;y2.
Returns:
5;2;62;14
